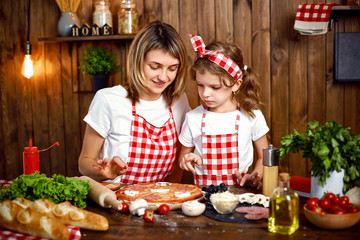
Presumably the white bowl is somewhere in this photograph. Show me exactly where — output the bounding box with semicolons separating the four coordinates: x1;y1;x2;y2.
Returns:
182;200;206;217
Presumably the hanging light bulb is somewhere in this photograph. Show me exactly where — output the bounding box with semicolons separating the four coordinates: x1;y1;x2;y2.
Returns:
22;0;33;79
22;41;33;79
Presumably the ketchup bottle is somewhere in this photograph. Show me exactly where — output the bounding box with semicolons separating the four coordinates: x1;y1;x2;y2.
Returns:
23;139;59;175
23;139;39;175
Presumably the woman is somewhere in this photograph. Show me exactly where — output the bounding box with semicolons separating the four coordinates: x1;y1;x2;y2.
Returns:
78;21;190;183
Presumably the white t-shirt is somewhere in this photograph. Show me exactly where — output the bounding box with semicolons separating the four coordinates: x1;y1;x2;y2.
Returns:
84;85;190;164
179;105;269;175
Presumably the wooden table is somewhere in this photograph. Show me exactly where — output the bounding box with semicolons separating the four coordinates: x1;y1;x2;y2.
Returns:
81;187;360;240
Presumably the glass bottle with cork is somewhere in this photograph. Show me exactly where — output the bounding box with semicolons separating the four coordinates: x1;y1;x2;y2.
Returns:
268;172;299;235
93;0;113;28
118;0;139;34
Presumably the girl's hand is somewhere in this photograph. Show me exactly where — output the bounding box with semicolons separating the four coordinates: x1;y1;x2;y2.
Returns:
92;156;128;180
235;170;263;190
179;153;202;173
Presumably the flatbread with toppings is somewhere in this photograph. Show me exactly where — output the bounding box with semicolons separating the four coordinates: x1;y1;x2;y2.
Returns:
116;182;202;205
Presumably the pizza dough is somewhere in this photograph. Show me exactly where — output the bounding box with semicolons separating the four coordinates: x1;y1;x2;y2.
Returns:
116;182;203;205
100;182;123;191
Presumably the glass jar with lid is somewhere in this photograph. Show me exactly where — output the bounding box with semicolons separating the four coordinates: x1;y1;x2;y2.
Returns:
93;0;113;28
118;0;139;34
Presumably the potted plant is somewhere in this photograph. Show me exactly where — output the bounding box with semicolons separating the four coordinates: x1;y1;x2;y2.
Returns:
279;121;360;197
79;46;120;92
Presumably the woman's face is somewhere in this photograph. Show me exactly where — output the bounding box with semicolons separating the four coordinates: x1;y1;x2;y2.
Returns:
196;70;241;113
141;49;180;101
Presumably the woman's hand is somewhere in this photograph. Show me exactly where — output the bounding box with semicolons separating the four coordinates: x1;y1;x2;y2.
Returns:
235;170;262;190
92;156;128;180
179;153;202;173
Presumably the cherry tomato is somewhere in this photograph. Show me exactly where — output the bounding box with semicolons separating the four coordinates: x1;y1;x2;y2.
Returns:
347;206;359;213
339;196;349;208
329;205;343;214
119;202;129;213
311;206;325;214
319;198;331;211
158;204;170;215
143;210;155;222
306;198;319;209
325;192;335;202
332;196;340;206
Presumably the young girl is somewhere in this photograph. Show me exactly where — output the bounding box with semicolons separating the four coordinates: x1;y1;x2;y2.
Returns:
78;21;190;183
179;35;269;188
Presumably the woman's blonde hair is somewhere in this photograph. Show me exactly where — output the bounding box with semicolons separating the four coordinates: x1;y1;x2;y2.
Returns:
125;21;188;106
190;41;261;118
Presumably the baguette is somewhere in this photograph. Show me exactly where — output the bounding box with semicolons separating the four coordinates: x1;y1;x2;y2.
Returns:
30;198;109;231
0;200;69;240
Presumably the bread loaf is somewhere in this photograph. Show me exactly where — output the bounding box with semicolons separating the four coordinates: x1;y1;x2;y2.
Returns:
0;200;70;240
30;198;109;231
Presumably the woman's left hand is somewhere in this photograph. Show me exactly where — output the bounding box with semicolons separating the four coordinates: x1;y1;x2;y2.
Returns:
235;170;262;190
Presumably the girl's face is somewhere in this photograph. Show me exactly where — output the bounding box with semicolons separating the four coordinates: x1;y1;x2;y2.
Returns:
196;70;242;113
141;49;180;101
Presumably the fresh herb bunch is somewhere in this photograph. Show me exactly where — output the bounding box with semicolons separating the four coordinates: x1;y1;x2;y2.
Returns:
79;46;119;75
0;172;91;208
279;121;360;194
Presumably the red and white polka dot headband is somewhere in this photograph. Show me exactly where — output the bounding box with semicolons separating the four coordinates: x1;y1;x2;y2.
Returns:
188;34;243;80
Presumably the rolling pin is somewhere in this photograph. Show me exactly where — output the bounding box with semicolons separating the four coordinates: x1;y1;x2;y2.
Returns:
78;176;124;211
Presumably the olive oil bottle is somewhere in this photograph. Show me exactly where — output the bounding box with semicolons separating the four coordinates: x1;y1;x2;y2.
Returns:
268;172;299;235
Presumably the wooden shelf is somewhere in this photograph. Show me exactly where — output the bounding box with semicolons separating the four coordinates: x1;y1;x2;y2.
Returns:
38;35;136;42
330;6;360;19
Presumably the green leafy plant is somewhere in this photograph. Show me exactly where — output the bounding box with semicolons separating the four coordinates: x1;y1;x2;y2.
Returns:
279;121;360;194
79;46;119;75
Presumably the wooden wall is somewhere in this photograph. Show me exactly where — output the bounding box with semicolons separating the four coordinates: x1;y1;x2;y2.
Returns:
0;0;359;181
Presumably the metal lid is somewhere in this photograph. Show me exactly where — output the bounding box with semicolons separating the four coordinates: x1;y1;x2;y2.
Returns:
121;0;135;8
262;144;279;166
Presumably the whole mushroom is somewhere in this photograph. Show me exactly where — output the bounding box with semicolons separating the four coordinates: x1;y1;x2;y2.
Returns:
129;199;148;216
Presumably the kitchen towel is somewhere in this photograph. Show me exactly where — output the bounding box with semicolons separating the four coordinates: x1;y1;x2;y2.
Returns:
294;3;336;35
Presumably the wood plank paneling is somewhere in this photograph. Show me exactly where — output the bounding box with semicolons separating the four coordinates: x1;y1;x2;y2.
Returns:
179;0;198;109
252;0;271;128
215;0;233;42
0;0;360;180
288;0;308;177
270;0;290;173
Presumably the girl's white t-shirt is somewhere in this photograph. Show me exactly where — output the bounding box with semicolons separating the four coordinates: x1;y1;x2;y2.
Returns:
84;85;190;165
179;105;269;175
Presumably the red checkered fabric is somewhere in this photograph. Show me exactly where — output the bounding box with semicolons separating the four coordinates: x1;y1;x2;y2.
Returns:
0;226;81;240
0;180;13;189
188;34;243;80
295;3;335;22
121;102;178;184
194;107;242;186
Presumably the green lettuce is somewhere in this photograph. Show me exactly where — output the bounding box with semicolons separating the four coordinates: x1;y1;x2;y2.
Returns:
0;172;90;209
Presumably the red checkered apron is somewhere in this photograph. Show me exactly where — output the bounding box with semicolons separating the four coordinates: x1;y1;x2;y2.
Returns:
121;102;178;184
195;107;241;186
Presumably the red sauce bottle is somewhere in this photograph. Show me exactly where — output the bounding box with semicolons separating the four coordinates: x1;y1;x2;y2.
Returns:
23;139;39;174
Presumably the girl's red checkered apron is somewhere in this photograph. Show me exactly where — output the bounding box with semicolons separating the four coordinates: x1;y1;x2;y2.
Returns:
0;180;81;240
195;107;241;186
121;102;178;184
